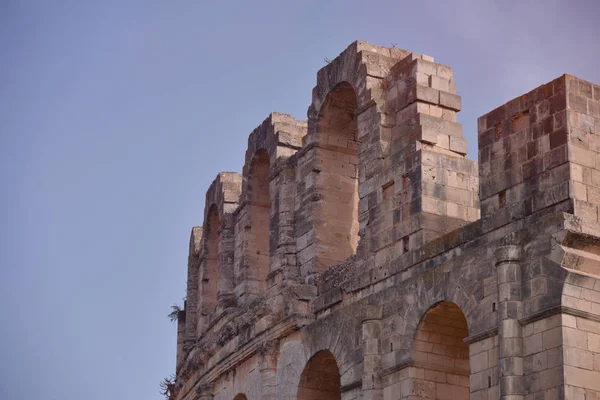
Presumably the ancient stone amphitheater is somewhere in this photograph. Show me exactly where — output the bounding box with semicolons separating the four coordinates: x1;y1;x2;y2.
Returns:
171;41;600;400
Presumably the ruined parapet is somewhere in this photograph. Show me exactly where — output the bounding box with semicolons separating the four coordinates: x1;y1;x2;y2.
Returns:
172;41;600;400
195;172;242;336
176;41;483;392
187;42;481;320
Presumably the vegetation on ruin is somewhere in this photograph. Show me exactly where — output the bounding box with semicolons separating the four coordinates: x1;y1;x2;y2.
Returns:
168;304;182;322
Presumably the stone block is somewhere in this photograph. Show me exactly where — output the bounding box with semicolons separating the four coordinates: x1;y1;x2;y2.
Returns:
429;75;450;92
415;84;440;105
449;136;468;155
439;91;462;112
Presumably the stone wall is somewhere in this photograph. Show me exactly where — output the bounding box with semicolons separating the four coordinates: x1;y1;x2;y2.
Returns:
171;41;600;400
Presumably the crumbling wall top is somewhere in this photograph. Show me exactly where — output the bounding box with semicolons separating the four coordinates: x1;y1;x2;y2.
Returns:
202;171;242;224
189;226;202;257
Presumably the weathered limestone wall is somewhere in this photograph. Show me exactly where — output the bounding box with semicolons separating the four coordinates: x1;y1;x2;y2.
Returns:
170;41;600;400
565;76;600;231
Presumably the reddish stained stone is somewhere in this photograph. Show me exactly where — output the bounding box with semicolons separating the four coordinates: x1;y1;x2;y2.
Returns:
549;127;569;149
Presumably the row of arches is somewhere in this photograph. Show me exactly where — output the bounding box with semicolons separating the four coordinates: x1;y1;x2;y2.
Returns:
298;302;469;400
199;82;362;315
225;302;469;400
295;302;469;400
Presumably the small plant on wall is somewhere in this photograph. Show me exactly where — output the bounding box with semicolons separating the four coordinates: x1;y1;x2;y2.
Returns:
159;375;178;400
168;304;182;322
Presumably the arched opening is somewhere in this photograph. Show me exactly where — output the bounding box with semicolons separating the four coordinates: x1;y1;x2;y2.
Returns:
297;350;341;400
233;394;248;400
409;302;470;400
201;205;220;314
314;82;359;272
247;148;270;292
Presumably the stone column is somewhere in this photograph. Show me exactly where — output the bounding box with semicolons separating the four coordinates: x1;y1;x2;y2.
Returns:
195;383;213;400
270;165;299;284
175;303;186;373
495;245;524;400
259;339;279;400
185;227;202;348
217;224;237;312
362;306;382;400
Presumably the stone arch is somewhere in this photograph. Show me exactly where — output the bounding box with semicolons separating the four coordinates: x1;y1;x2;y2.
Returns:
407;301;470;400
312;81;360;272
245;148;271;293
376;259;495;399
309;41;404;114
296;42;406;278
297;350;341;400
394;255;491;346
275;309;363;400
233;394;248;400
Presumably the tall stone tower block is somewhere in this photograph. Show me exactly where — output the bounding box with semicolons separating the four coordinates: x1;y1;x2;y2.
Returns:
479;75;600;229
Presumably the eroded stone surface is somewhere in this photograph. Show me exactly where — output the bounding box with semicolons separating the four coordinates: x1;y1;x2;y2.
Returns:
171;41;600;400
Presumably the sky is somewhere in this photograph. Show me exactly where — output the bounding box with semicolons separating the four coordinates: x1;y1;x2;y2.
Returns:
1;1;599;399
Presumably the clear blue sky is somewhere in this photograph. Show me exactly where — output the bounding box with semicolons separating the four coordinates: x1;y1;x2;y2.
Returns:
1;1;598;399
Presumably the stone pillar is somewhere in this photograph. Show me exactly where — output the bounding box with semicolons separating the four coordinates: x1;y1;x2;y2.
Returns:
270;165;299;285
176;303;186;373
362;306;382;400
375;54;479;268
185;227;202;344
195;383;213;400
217;223;237;312
495;245;524;400
259;339;279;400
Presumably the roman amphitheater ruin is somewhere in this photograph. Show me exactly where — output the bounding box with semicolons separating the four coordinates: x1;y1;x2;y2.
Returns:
170;41;600;399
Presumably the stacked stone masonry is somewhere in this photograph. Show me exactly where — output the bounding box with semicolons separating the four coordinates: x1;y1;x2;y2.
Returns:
171;41;600;400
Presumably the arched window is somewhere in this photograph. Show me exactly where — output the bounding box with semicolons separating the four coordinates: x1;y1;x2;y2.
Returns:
247;148;270;292
314;82;359;272
411;302;470;399
200;205;220;314
233;394;248;400
297;350;341;400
